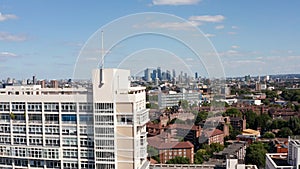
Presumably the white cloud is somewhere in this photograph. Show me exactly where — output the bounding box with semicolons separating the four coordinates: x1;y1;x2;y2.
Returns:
133;21;201;30
215;25;224;30
231;45;239;49
228;32;237;35
0;52;17;58
0;32;28;42
219;50;242;57
152;0;201;6
189;15;225;23
0;12;17;22
204;33;215;38
231;26;239;29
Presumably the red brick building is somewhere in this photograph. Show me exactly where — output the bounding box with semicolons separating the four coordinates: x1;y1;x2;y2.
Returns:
157;141;194;164
201;129;224;145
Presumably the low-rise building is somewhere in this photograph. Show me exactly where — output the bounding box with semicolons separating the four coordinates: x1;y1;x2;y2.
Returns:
148;139;194;164
201;129;224;145
230;117;246;131
215;142;247;163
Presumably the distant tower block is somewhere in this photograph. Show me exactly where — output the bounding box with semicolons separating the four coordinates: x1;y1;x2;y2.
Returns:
50;80;58;88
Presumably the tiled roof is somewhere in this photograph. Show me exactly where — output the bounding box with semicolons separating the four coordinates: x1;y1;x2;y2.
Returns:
158;141;194;149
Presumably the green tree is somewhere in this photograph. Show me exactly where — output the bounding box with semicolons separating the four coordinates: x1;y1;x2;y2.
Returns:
166;156;190;164
179;100;189;109
223;108;242;117
265;90;278;99
270;119;288;130
228;124;241;140
278;127;293;138
255;114;272;132
288;117;300;135
210;143;224;153
147;146;160;163
245;142;267;168
263;132;275;139
194;149;209;164
194;111;208;125
245;110;257;129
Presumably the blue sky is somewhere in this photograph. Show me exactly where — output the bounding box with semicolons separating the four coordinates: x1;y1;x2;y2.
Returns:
0;0;299;79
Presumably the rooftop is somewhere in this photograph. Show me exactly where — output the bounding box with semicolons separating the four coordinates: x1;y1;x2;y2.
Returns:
216;142;246;157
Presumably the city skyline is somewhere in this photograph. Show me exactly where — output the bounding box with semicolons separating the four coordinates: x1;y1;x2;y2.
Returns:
0;0;300;79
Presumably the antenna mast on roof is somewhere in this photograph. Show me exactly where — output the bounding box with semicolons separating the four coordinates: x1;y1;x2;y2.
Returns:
99;30;105;87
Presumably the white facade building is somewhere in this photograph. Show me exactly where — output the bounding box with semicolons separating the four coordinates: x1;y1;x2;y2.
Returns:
266;137;300;169
0;68;150;169
158;91;200;109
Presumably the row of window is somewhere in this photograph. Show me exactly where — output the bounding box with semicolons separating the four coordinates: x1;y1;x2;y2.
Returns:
0;157;61;168
0;146;60;159
0;102;94;112
0;114;93;125
0;158;94;169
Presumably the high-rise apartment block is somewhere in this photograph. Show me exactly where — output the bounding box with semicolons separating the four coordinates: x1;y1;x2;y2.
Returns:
0;68;150;169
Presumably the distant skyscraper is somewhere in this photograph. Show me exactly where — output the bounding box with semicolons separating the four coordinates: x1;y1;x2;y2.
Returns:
157;67;162;80
151;69;157;81
144;68;151;82
172;69;176;79
166;70;171;81
195;72;198;79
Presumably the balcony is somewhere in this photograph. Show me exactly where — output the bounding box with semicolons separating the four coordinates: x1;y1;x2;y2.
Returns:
136;109;149;126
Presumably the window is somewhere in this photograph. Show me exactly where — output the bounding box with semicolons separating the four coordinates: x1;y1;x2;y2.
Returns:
46;161;60;168
14;159;28;167
29;136;43;145
95;139;114;149
45;137;60;146
13;147;27;157
96;152;114;161
117;114;133;125
0;124;10;133
45;114;59;124
63;149;78;158
79;115;93;124
12;113;26;121
13;136;26;145
28;114;42;122
29;159;44;167
0;102;10;111
63;161;78;169
95;103;113;110
0;113;10;122
80;138;94;147
61;103;77;112
44;103;59;112
0;135;10;144
63;137;77;146
28;125;42;134
81;162;94;169
62;114;77;123
94;115;113;125
11;102;25;112
62;126;77;135
80;149;94;159
79;126;93;135
95;127;114;138
27;102;42;112
13;125;26;134
79;103;93;112
45;125;59;135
